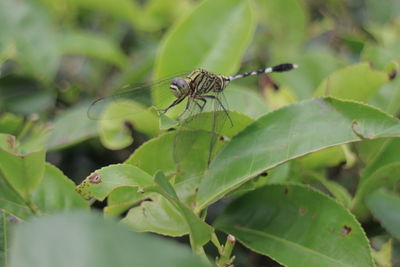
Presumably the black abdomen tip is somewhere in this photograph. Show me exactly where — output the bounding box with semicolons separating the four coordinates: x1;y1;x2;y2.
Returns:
272;63;298;72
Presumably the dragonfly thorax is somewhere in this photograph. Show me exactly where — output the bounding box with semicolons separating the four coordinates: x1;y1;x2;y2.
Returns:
170;77;190;98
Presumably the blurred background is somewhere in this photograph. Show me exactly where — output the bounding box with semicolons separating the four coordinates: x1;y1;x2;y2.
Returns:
1;0;400;266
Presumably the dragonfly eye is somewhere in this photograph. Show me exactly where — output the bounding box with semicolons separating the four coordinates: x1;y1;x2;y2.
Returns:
170;78;188;97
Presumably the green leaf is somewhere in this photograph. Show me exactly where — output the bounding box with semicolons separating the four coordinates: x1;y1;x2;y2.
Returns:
366;189;400;240
121;176;201;237
9;212;210;267
214;184;374;267
47;105;98;150
68;0;138;26
0;113;23;135
0;134;16;152
59;31;128;68
0;149;45;200
32;163;89;214
104;187;151;218
99;100;159;150
314;63;389;101
352;163;400;219
154;0;255;109
257;0;308;60
197;97;400;210
0;173;32;220
275;51;346;100
352;139;400;218
125;132;176;176
0;0;60;81
0;211;10;267
223;86;268;118
152;172;213;248
76;164;154;201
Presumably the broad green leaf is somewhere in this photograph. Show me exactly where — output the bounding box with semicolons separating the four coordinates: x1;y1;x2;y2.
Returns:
257;0;308;60
154;0;255;109
314;63;389;101
76;164;154;201
47;105;98;150
9;212;210;267
215;184;374;267
152;172;213;248
0;0;60;82
99;100;159;150
0;149;45;200
197;97;400;210
126;111;253;177
0;173;32;220
125;132;176;176
59;31;128;68
32;163;89;214
366;189;400;240
223;86;268;118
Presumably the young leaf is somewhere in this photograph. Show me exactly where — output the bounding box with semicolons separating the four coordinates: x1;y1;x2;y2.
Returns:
0;149;45;200
214;184;374;267
314;63;389;101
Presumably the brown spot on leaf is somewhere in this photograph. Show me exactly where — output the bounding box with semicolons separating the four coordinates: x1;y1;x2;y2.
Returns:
340;225;352;236
284;187;289;195
7;135;15;149
138;189;145;194
312;213;317;220
89;172;101;184
389;69;397;80
259;171;268;177
298;208;307;216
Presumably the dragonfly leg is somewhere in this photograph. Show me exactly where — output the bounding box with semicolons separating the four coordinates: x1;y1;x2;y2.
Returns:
177;98;193;120
159;97;185;114
197;98;207;112
202;95;233;127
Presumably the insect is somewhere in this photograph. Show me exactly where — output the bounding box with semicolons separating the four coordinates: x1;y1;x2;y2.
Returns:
88;63;297;165
159;63;298;120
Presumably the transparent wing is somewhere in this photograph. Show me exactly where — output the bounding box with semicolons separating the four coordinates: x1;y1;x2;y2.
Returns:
87;72;189;120
173;91;232;168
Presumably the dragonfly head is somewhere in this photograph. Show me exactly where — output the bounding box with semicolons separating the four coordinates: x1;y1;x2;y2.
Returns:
170;77;189;98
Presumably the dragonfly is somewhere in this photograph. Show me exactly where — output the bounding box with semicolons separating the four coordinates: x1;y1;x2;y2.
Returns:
88;63;297;165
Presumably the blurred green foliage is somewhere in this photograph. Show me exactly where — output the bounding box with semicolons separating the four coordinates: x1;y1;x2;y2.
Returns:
1;0;400;266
